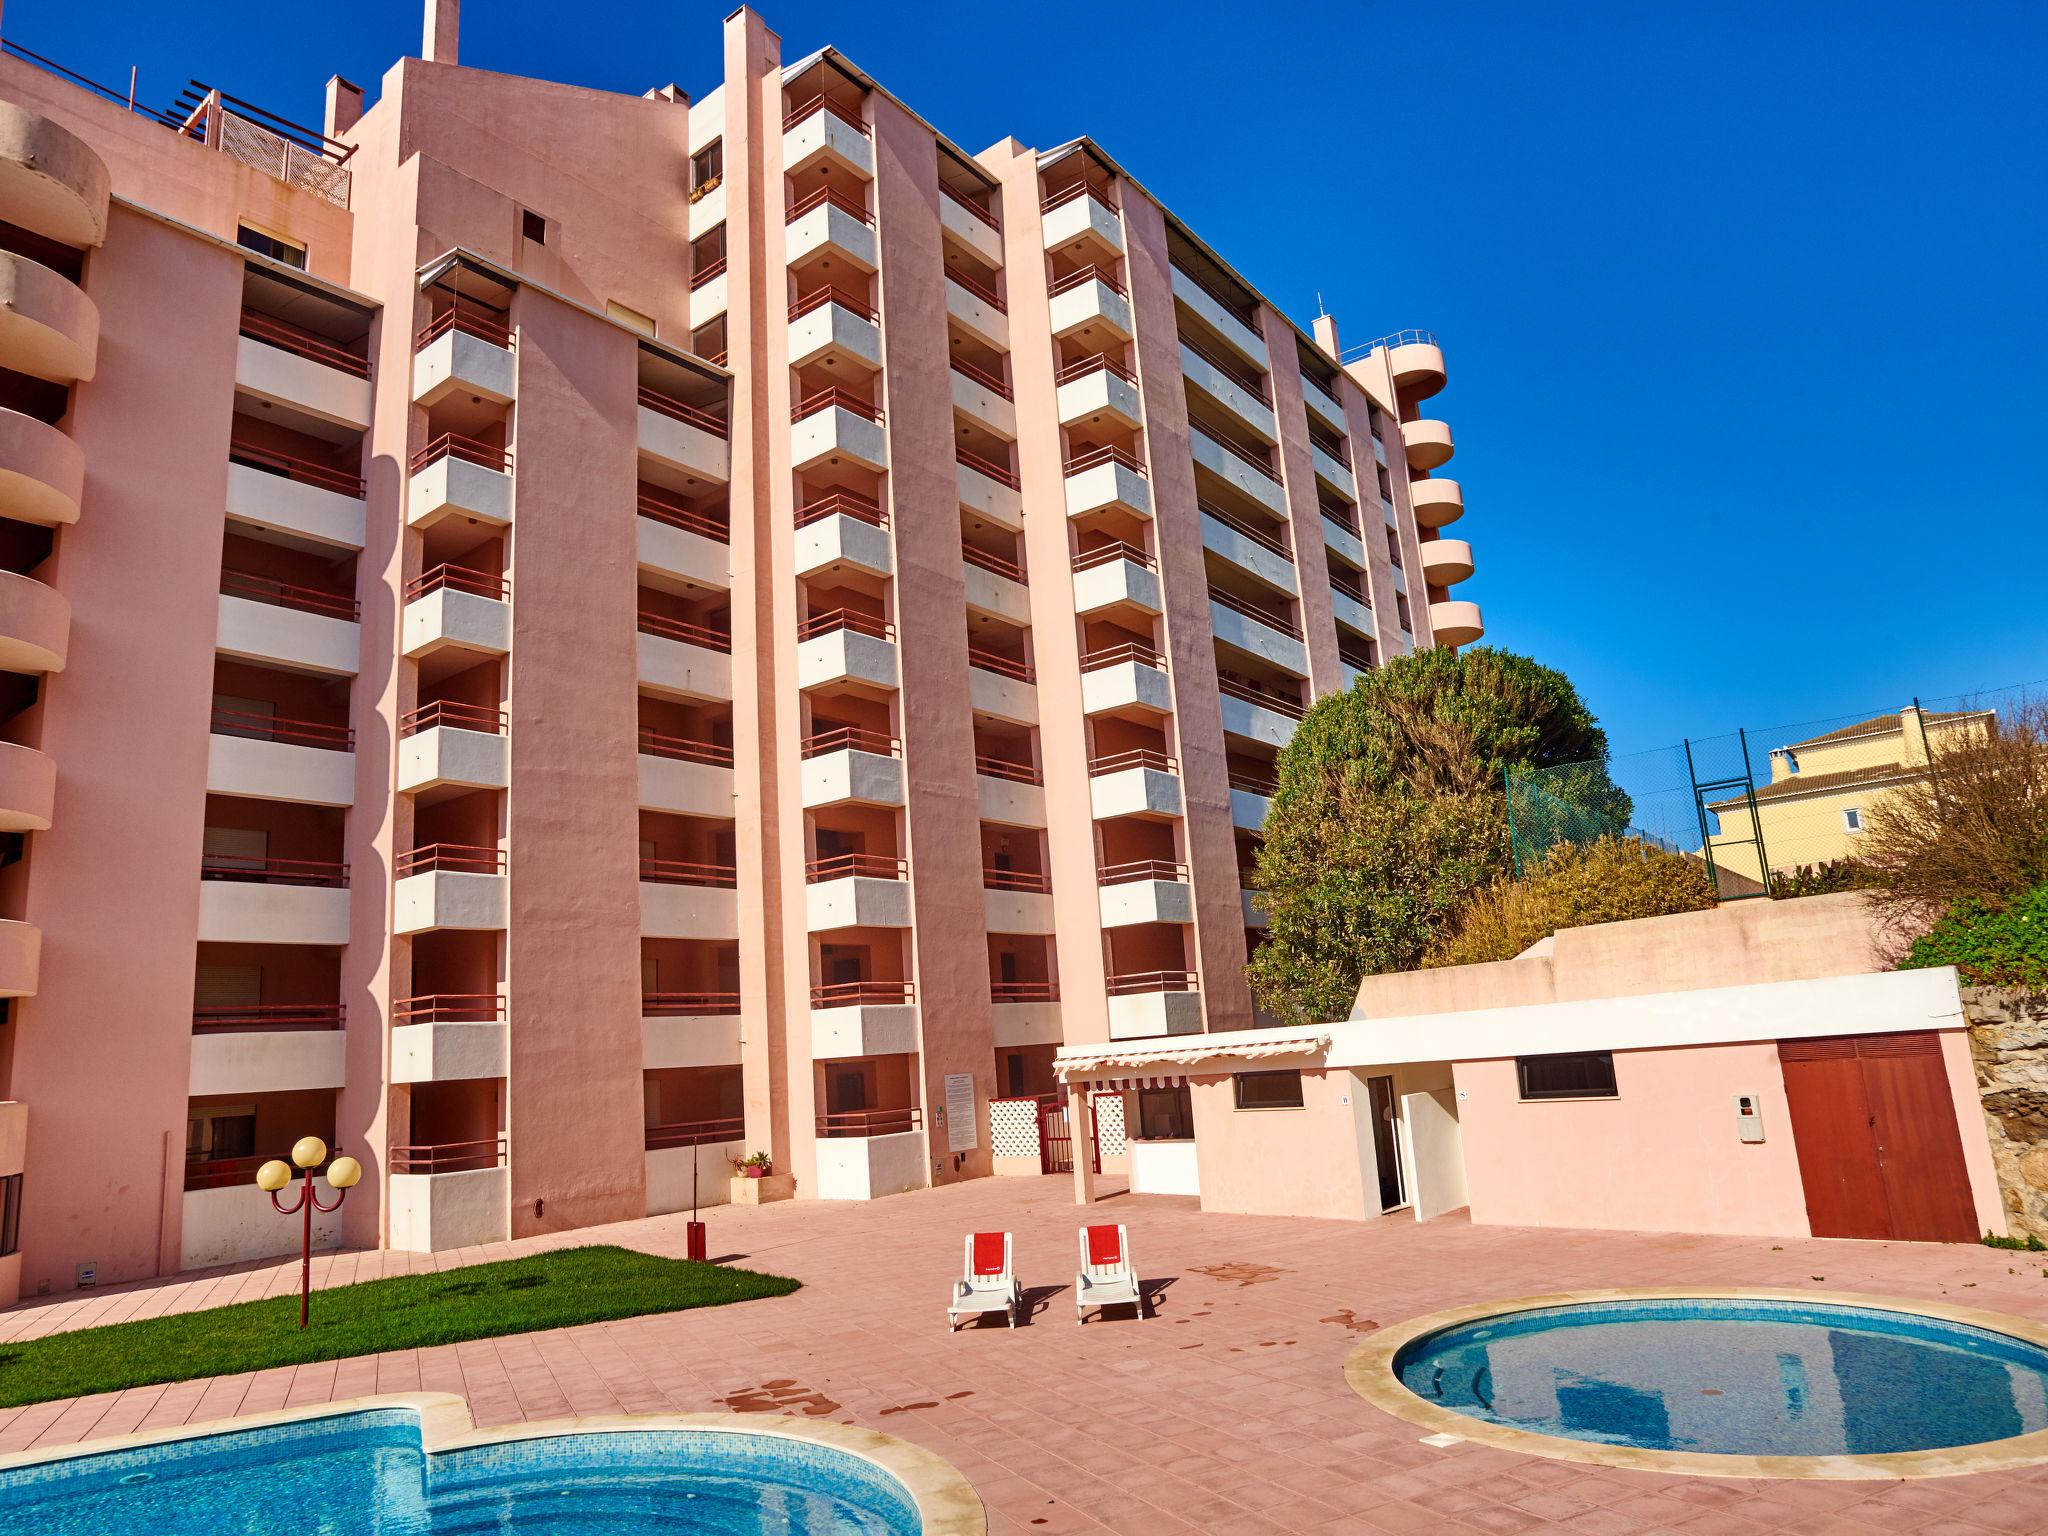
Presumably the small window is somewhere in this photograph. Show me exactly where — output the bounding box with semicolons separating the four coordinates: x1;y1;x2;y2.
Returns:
1517;1051;1618;1101
1395;592;1413;630
521;209;548;246
606;300;656;337
1842;806;1864;833
1386;528;1403;568
1135;1086;1193;1140
0;1172;20;1258
1233;1070;1305;1110
691;142;723;200
236;222;306;270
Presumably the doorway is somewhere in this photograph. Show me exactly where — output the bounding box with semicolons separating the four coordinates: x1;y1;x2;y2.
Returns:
1366;1075;1406;1211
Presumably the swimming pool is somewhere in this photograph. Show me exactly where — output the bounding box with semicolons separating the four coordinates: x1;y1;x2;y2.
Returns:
1386;1295;2048;1463
0;1400;976;1534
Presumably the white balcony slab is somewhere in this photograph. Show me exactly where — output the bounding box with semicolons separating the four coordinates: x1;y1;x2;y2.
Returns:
1089;765;1181;821
208;733;354;808
643;1012;745;1071
1329;585;1374;636
814;1128;927;1201
951;369;1016;439
939;195;1003;265
1301;375;1346;434
1169;266;1267;369
1230;787;1272;832
791;405;886;474
991;1001;1062;1050
1189;428;1286;517
1107;989;1204;1041
638;405;731;486
944;279;1007;352
411;329;514;409
637;514;728;590
408;455;512;531
226;461;363;551
402;589;509;662
391;725;503;799
1311;443;1357;500
646;1140;747;1215
795;511;892;580
182;1183;341;1271
1242;889;1269;929
1063;458;1151;521
956;459;1023;529
1041;191;1122;257
235;335;370;432
805;875;911;931
968;667;1037;726
1047;278;1132;343
389;1165;509;1252
977;773;1046;829
796;629;898;692
1210;601;1310;677
1071;553;1161;616
801;748;903;809
783;110;873;180
638;630;733;702
787;201;878;273
984;888;1054;936
962;563;1029;626
1098;878;1195;928
688;269;729;330
217;594;358;678
1219;692;1299;751
1324;516;1367;569
639;753;734;817
1199;511;1296;596
787;301;881;371
390;1021;508;1083
640;880;740;941
188;1028;346;1097
811;1002;918;1061
1180;343;1275;442
198;880;350;946
687;179;725;239
1056;367;1141;432
394;870;508;934
1081;660;1172;718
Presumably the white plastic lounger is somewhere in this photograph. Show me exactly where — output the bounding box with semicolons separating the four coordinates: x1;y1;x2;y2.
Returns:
1075;1222;1147;1324
948;1231;1022;1330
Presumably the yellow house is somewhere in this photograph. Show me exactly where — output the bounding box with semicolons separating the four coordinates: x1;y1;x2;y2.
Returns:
1703;706;1991;885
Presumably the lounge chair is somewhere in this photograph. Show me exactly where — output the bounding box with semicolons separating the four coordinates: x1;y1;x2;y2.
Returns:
948;1231;1022;1330
1075;1222;1146;1324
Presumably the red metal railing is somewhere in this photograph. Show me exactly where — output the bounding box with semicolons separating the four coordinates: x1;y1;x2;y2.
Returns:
389;1136;505;1174
1080;640;1163;672
816;1106;922;1139
1209;585;1303;640
638;610;733;653
795;490;887;529
209;704;354;751
689;256;727;290
639;729;734;766
644;991;742;1017
1090;749;1178;776
228;440;365;499
811;980;913;1007
983;867;1050;893
1228;767;1279;796
951;357;1013;401
946;269;1005;312
962;543;1024;583
786;185;872;226
646;1116;745;1150
792;386;882;425
640;387;731;439
1169;259;1258;328
640;857;738;888
1193;424;1282;485
782;94;868;136
392;994;505;1024
1064;444;1146;477
415;306;513;351
789;284;876;323
806;852;907;883
1329;572;1368;604
798;608;894;643
956;448;1019;490
409;432;510;476
201;853;349;887
403;563;505;604
221;568;360;621
990;979;1058;1003
1054;350;1136;387
239;309;369;378
1040;180;1116;215
1200;502;1293;562
1049;263;1126;299
638;490;730;543
1181;334;1269;404
975;755;1041;784
802;725;899;758
1098;858;1188;886
1071;540;1155;574
940;180;1000;229
1320;502;1361;536
967;647;1034;683
1310;433;1352;471
192;1003;344;1033
1105;970;1198;996
185;1154;274;1191
399;700;505;737
1217;676;1306;719
396;843;504;877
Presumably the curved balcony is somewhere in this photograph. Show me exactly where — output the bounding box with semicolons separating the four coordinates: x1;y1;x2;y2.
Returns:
0;407;83;526
1407;477;1463;528
0;741;55;832
0;917;40;997
1402;418;1454;471
1419;538;1474;586
0;251;97;382
0;102;109;248
0;569;69;674
1429;599;1485;648
1386;338;1446;399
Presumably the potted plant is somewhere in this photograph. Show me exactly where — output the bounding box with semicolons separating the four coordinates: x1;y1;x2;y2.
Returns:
736;1151;772;1179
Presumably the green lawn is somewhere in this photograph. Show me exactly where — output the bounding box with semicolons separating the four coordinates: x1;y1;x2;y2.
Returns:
0;1245;799;1409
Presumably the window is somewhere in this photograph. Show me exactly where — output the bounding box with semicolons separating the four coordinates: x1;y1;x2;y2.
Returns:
691;142;723;199
186;1105;257;1160
0;1172;20;1257
236;222;306;270
1135;1085;1192;1140
520;208;547;246
1386;528;1403;569
1517;1051;1618;1101
1233;1070;1304;1110
1843;806;1864;833
1395;592;1413;631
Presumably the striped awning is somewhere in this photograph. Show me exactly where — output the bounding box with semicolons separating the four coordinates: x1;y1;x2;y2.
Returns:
1092;1074;1187;1092
1056;1030;1331;1085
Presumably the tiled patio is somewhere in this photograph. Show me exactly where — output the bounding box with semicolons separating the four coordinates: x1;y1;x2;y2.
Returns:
4;1176;2047;1533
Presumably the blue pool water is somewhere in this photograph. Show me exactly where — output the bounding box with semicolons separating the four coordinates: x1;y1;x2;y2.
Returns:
1395;1298;2048;1456
0;1410;922;1533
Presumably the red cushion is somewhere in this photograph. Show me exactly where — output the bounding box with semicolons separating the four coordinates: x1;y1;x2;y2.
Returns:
971;1231;1006;1277
1085;1224;1122;1267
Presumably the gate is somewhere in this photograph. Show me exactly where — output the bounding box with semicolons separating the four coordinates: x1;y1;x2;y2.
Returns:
1038;1097;1101;1175
1685;729;1772;899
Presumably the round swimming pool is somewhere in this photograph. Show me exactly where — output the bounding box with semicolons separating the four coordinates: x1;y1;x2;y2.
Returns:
1391;1296;2048;1461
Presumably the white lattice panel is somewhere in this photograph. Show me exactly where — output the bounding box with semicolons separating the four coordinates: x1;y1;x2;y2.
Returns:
990;1097;1041;1158
1091;1092;1127;1157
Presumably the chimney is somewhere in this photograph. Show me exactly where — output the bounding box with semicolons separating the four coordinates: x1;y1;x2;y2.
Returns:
324;76;364;139
424;0;459;65
1313;312;1341;360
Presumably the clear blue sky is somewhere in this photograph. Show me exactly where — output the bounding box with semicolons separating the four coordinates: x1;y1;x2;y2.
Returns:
15;1;2045;752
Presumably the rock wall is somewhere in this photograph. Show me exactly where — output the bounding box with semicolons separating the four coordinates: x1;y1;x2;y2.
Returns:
1964;986;2048;1239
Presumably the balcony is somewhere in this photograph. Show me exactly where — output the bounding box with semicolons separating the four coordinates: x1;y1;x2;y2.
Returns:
1380;331;1447;399
1047;266;1132;344
813;1111;927;1201
967;647;1037;726
783;95;872;180
644;994;744;1071
1055;353;1141;433
1169;264;1266;370
943;273;1008;353
1041;183;1122;260
1199;505;1296;596
795;492;892;580
977;756;1046;828
1071;541;1161;618
1228;770;1274;832
939;183;1003;266
0;100;109;247
800;726;904;809
182;1170;345;1269
991;982;1061;1048
956;450;1023;531
236;310;371;433
1429;599;1485;648
1080;643;1172;719
638;492;730;589
690;258;728;329
688;177;725;239
1328;579;1373;637
1218;677;1304;750
1209;588;1309;676
1064;445;1151;521
0;408;82;527
1409;477;1464;528
0;250;96;382
189;1017;347;1097
639;388;731;485
1105;973;1203;1040
1402;417;1454;471
951;359;1016;440
1089;750;1182;821
1189;426;1286;518
639;730;735;817
226;443;365;551
209;705;354;808
398;701;508;798
198;853;350;946
1419;537;1475;586
811;981;918;1061
983;867;1054;938
962;545;1029;625
0;566;65;674
0;740;53;831
788;286;881;372
796;610;899;694
389;1141;510;1252
640;858;740;940
1097;860;1194;928
393;843;508;935
401;564;509;665
1179;341;1274;443
0;919;37;997
805;852;912;930
408;434;512;531
1321;506;1367;569
412;308;515;409
1310;441;1356;500
637;609;734;703
390;995;508;1085
217;571;356;678
791;387;886;474
1301;374;1346;436
646;1116;748;1215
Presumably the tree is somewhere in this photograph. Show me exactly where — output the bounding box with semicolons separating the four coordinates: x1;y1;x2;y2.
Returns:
1248;647;1623;1022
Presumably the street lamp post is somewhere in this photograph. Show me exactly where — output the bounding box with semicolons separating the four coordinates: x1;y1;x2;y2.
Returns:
255;1136;362;1330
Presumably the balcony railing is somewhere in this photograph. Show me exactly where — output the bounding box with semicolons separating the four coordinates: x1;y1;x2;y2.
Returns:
792;386;883;426
1354;328;1439;357
811;980;913;1008
956;448;1018;490
816;1106;922;1139
192;1002;344;1033
1080;640;1163;672
1329;573;1368;605
409;432;511;476
951;357;1013;401
1105;969;1198;996
947;269;1005;313
1320;502;1362;536
962;543;1024;583
646;1116;745;1151
400;701;506;740
1064;444;1146;478
1217;676;1306;720
405;563;506;603
689;256;727;291
1338;643;1377;673
806;852;907;883
238;309;369;379
396;843;504;877
392;993;505;1024
1055;351;1136;387
1181;334;1268;404
1090;749;1178;776
1193;424;1281;485
1169;259;1258;329
1309;433;1352;470
1072;540;1156;575
787;184;873;226
940;180;1000;229
1098;859;1188;886
185;1154;277;1191
975;754;1041;784
1049;263;1127;300
643;991;742;1017
798;608;894;643
802;725;899;758
782;95;868;137
983;867;1050;893
1041;180;1117;214
390;1135;506;1175
640;387;731;439
201;851;349;887
210;704;354;751
1201;502;1293;563
638;490;730;544
795;490;887;529
639;729;734;766
221;568;360;622
1227;768;1279;796
640;857;738;888
1209;585;1303;640
967;647;1034;684
991;979;1058;1003
789;284;877;324
415;306;513;351
638;611;733;653
228;439;366;499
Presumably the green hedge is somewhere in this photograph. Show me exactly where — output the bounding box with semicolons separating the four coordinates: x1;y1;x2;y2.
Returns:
1904;882;2048;987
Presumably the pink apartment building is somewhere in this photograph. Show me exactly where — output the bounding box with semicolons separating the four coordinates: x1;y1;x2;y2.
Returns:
0;1;1481;1302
